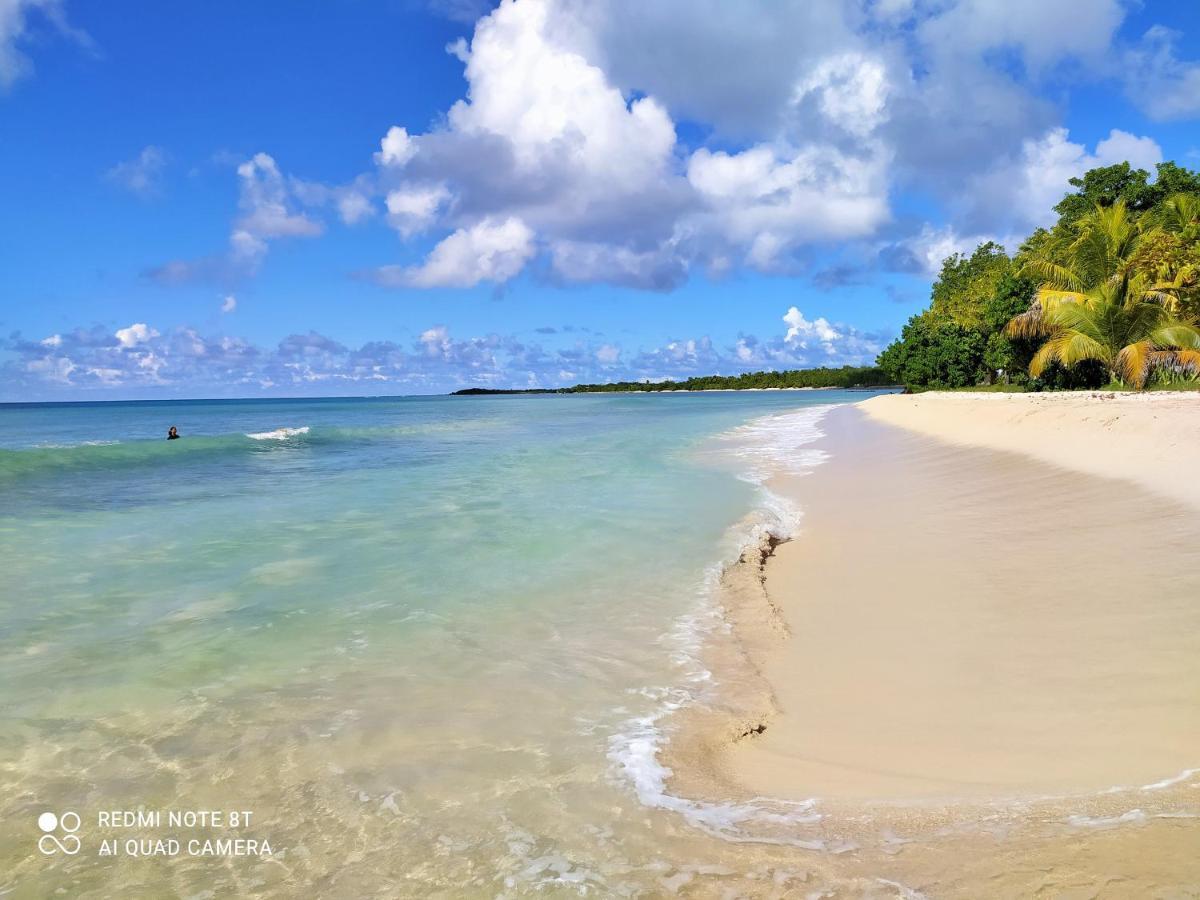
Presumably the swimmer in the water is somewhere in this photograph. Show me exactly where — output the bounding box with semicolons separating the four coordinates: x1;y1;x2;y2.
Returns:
167;426;180;440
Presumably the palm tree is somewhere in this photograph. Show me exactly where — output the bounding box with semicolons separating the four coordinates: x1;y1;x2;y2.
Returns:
1157;193;1200;238
1007;202;1200;388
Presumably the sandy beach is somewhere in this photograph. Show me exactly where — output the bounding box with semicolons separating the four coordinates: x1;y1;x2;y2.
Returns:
862;390;1200;510
668;391;1200;896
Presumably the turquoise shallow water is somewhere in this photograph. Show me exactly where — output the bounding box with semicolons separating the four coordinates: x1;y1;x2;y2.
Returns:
0;391;876;896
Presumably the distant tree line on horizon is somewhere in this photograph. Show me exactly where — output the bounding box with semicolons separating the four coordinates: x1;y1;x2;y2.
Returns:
877;161;1200;391
451;365;890;395
566;366;889;392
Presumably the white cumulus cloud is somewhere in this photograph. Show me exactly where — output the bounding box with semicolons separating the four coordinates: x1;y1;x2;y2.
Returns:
687;142;891;268
379;217;536;288
376;126;416;167
236;153;323;239
150;152;324;283
115;323;159;348
385;184;451;237
444;0;676;186
370;0;686;288
782;307;840;353
963;127;1163;235
144;0;1194;295
792;52;890;138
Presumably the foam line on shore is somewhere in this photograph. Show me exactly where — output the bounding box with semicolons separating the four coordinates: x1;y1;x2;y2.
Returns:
607;404;843;846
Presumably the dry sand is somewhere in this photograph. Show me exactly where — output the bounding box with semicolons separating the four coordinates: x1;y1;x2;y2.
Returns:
665;391;1200;896
861;390;1200;510
733;408;1200;801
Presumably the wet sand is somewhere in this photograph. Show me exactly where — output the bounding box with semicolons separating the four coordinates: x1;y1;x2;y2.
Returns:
666;398;1200;896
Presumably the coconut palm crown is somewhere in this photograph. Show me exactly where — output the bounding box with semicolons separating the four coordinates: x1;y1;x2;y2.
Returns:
1006;201;1200;388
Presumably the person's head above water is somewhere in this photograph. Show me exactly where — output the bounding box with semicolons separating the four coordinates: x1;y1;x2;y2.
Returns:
167;426;179;440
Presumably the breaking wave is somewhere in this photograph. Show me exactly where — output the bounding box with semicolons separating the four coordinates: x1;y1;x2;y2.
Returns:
245;426;311;440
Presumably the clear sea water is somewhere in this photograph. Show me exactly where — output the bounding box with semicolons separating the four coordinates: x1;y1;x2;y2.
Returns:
0;391;877;897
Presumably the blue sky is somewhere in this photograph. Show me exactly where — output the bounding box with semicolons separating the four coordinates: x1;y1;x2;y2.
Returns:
3;0;1200;400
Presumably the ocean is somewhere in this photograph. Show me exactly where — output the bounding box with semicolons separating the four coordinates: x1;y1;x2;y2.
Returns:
0;391;872;896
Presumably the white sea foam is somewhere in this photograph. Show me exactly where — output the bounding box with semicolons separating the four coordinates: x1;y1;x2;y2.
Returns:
606;700;830;847
721;404;835;480
245;426;311;440
1099;766;1200;796
608;404;843;847
1065;809;1148;829
1140;767;1199;791
34;439;121;448
718;403;838;543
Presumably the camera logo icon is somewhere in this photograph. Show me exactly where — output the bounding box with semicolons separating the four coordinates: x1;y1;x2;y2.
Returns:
38;811;81;856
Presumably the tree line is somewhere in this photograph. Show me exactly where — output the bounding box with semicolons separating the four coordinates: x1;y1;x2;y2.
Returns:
878;162;1200;391
566;366;889;392
451;365;890;395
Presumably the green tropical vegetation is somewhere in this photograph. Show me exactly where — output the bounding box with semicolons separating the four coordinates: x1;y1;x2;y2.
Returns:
451;365;891;395
565;366;889;392
878;161;1200;391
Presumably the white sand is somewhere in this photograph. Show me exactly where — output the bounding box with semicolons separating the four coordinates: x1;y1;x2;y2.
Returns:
861;390;1200;509
666;394;1200;894
717;405;1200;803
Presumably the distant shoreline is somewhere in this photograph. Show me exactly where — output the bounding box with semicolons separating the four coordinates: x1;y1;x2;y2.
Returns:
449;365;894;395
451;386;899;396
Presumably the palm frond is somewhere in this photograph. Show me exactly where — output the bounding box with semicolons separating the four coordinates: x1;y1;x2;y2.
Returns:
1158;194;1200;234
1055;329;1109;369
1036;288;1089;307
1028;336;1062;378
1020;259;1084;291
1142;289;1183;311
1115;340;1152;388
1013;199;1200;390
1005;303;1051;340
1149;323;1200;350
1147;349;1200;378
